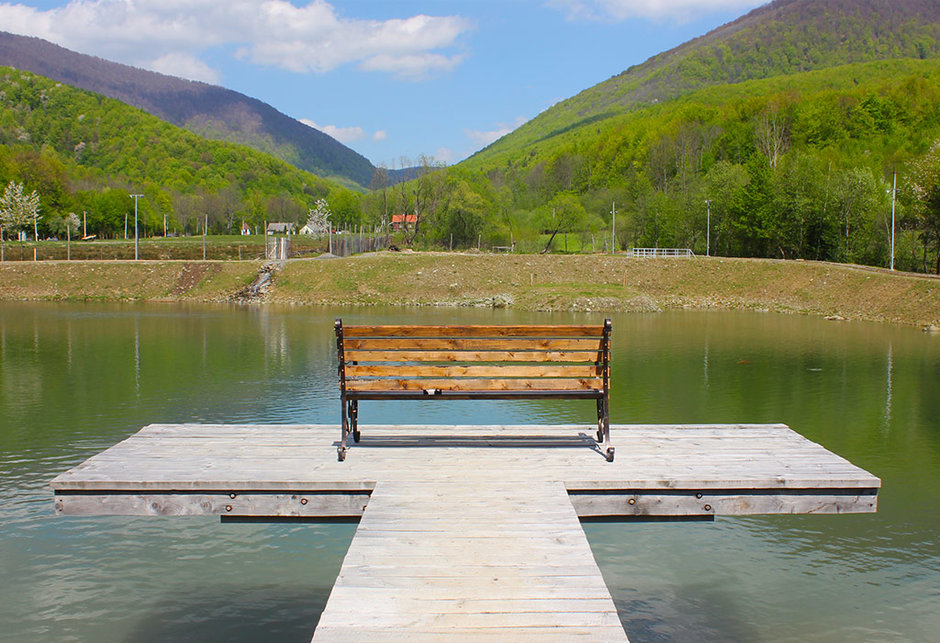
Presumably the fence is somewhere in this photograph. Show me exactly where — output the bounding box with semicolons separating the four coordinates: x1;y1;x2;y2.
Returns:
328;232;388;257
627;248;696;258
266;236;290;261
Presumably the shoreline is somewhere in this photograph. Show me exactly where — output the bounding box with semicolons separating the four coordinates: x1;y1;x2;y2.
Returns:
1;253;938;329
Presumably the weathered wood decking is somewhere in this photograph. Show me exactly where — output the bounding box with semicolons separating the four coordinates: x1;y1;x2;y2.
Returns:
51;424;880;640
52;424;880;519
313;480;627;641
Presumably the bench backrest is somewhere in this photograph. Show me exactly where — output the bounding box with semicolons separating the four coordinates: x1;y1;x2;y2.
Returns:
335;320;611;394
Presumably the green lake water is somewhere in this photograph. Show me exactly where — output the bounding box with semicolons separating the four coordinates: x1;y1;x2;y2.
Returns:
0;302;938;642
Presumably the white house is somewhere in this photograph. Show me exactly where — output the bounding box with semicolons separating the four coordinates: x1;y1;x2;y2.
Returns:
266;222;296;235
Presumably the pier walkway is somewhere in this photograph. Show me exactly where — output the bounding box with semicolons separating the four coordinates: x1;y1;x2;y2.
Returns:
51;424;880;640
313;479;626;641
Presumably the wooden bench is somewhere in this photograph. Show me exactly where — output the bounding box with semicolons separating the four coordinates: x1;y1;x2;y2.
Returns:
334;319;613;462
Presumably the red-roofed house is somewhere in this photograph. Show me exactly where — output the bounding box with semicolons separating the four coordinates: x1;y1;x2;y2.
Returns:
390;214;418;231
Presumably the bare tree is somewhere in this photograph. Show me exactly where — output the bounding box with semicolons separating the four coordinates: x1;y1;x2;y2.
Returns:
406;155;446;245
755;107;790;170
370;165;389;229
217;185;240;234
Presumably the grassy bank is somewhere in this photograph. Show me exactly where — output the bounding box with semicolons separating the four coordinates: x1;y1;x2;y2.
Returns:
0;260;259;302
1;253;938;327
272;253;940;327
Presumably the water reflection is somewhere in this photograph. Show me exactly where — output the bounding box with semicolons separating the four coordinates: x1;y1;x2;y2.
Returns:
0;303;938;642
883;341;893;431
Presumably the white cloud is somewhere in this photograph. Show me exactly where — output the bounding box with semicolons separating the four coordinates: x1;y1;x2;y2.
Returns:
149;53;220;84
300;119;366;144
465;116;527;149
434;147;455;164
546;0;765;22
0;1;472;82
372;130;388;142
360;52;465;80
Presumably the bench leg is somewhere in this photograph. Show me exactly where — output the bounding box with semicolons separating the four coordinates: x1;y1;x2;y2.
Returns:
350;400;361;443
597;397;614;463
338;396;349;461
596;399;605;443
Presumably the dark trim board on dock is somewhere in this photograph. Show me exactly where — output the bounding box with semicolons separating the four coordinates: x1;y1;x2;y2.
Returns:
51;424;880;640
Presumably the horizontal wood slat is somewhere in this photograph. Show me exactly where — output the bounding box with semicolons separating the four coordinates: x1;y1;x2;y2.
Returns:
346;365;603;379
344;350;601;363
342;325;605;338
344;338;604;351
345;378;604;392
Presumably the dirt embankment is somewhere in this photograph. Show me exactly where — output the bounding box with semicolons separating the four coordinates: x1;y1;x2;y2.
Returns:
0;260;259;302
269;252;940;327
1;253;938;328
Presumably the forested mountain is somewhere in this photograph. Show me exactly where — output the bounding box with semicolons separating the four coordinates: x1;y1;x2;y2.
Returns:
0;67;362;238
0;31;375;188
355;0;940;273
476;0;940;160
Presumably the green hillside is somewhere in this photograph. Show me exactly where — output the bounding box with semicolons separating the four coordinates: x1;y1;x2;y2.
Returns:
463;58;940;174
477;0;940;159
352;1;940;274
0;67;360;238
0;31;376;189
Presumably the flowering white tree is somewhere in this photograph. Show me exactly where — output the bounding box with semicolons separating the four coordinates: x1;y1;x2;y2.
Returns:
0;181;41;241
305;198;331;235
906;141;940;274
64;212;81;234
64;212;80;259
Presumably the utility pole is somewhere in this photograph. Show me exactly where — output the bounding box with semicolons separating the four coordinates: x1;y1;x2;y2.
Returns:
890;172;897;271
130;194;143;260
705;199;712;257
610;202;616;254
203;214;208;260
82;211;86;238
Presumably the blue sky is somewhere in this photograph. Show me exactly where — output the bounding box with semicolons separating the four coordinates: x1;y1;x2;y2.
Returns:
0;1;767;167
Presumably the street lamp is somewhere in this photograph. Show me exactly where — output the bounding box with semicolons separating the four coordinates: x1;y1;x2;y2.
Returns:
705;199;712;257
611;201;616;254
889;173;896;271
129;194;143;260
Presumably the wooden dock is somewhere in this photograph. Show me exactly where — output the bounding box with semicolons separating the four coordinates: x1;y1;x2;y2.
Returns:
51;424;880;640
314;480;626;641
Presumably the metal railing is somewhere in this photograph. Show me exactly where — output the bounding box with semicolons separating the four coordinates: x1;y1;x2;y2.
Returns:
627;248;696;258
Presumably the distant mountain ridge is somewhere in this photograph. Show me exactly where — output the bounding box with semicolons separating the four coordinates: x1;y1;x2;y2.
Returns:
473;0;940;160
0;31;375;188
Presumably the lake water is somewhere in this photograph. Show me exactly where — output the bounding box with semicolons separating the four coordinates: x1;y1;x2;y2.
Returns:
1;303;938;642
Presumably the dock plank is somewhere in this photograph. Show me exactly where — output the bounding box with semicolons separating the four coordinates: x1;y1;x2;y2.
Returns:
312;479;627;641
